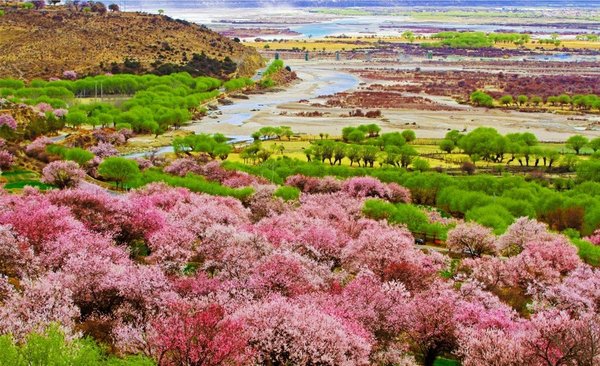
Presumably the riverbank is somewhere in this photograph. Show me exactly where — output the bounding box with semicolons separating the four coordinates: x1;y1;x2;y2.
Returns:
181;60;600;142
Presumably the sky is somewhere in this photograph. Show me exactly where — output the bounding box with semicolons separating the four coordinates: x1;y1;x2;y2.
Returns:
113;0;600;9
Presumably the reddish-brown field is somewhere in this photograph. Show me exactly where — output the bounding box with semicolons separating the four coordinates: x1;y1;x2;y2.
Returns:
353;66;600;100
326;90;462;111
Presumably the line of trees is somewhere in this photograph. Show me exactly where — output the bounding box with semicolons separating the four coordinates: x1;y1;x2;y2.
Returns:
0;73;229;135
423;31;530;49
439;127;599;168
470;90;600;111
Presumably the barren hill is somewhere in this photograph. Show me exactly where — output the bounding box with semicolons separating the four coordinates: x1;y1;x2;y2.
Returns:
0;8;264;80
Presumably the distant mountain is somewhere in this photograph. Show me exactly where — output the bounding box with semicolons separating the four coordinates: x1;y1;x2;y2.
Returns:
0;8;263;80
112;0;600;9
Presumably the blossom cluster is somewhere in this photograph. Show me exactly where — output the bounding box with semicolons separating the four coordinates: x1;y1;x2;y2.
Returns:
0;114;17;130
0;179;597;365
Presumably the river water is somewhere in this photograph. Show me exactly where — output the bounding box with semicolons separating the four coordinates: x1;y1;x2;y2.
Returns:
124;65;360;158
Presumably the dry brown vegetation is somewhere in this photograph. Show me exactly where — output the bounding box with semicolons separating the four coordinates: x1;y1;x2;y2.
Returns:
354;68;600;100
0;8;263;80
326;90;462;111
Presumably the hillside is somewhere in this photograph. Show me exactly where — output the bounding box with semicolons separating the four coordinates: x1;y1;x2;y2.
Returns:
0;8;264;80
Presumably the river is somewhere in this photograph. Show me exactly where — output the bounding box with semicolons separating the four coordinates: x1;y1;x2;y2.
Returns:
124;64;360;158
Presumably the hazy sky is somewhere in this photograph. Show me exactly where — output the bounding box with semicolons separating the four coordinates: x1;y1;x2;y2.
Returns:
114;0;600;9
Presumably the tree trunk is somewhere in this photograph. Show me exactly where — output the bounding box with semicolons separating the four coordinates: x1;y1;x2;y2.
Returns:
423;351;438;366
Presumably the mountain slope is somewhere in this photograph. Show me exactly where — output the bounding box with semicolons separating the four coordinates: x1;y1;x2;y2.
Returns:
0;8;263;80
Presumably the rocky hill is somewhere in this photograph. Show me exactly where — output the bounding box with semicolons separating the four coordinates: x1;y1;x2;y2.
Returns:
0;8;264;80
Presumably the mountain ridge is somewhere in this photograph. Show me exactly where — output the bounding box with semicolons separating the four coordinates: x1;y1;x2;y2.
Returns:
0;8;264;81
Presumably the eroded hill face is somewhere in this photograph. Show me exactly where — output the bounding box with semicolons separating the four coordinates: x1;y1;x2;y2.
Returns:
0;8;263;80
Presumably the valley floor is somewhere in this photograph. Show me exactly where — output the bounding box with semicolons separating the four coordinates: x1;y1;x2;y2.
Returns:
187;60;600;142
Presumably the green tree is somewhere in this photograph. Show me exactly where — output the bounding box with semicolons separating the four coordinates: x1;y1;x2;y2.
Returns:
439;139;456;154
576;159;600;182
402;30;416;43
360;146;378;167
470;90;494;107
279;126;293;140
98;157;140;189
346;144;362;166
459;127;508;163
558;94;572;108
499;95;514;106
66;111;87;128
589;137;600;152
445;130;463;145
566;135;589;155
332;143;346;165
379;132;406;149
561;154;580;171
531;95;543;106
363;124;381;138
348;129;366;143
517;95;528;106
401;130;417;143
399;145;418;168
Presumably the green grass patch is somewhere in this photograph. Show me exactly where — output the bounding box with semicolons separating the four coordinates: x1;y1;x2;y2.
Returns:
434;358;461;366
1;169;53;191
3;180;54;190
1;169;36;177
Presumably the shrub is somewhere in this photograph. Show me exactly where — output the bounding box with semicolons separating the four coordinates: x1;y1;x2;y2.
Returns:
0;325;154;366
412;158;430;172
41;160;86;188
466;204;514;234
0;150;14;170
223;77;254;92
62;70;78;80
576;160;600;183
31;0;45;9
90;142;118;159
0;114;17;130
274;186;301;201
164;158;202;177
65;148;94;166
342;176;387;199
